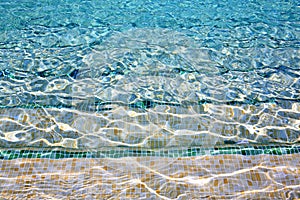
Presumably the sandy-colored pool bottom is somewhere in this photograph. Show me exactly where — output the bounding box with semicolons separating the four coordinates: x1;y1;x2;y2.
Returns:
0;154;299;199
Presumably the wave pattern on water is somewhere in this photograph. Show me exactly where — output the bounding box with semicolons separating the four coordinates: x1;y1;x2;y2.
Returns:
1;28;299;149
0;0;300;199
0;103;299;149
0;155;299;199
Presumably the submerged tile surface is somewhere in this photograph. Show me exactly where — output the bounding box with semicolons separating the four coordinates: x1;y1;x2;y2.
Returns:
0;154;299;199
1;0;300;199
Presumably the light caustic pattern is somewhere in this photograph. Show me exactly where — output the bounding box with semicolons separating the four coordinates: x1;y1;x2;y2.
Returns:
0;28;300;199
0;155;299;199
0;28;299;148
0;103;300;149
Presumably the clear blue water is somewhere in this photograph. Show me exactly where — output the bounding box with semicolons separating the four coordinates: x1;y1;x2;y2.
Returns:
0;1;300;199
1;0;299;48
0;0;299;149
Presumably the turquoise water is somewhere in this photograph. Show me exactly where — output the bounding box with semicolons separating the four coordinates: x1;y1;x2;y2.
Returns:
0;0;299;149
0;1;300;199
1;0;299;105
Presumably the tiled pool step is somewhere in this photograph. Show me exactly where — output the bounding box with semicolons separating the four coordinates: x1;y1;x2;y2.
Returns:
0;154;299;199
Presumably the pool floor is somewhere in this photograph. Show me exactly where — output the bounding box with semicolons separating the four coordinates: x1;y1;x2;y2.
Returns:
0;154;299;199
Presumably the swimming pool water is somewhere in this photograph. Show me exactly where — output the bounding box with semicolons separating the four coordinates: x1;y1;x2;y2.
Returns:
0;0;299;199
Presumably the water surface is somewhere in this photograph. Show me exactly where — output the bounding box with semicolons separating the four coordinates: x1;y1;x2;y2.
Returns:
0;0;299;199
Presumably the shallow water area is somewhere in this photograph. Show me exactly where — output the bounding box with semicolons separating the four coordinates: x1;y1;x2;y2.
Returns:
0;0;300;199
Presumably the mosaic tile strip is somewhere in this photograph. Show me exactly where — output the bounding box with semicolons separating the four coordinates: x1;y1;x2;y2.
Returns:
1;145;299;160
0;154;299;199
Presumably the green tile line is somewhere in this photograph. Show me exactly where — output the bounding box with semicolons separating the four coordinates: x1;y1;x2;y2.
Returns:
0;145;299;160
0;96;294;111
